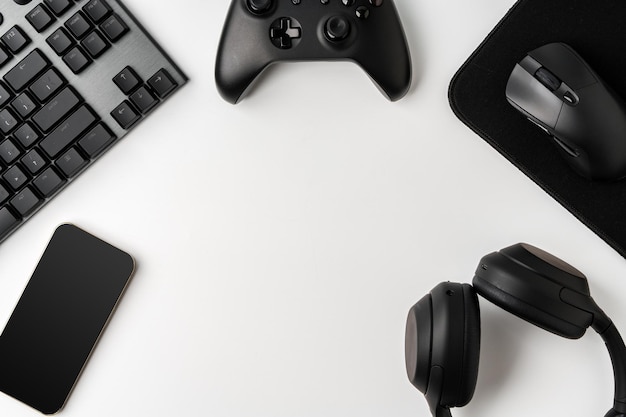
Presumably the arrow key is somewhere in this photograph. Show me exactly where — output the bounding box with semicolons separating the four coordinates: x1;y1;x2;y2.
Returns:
148;69;177;98
113;66;140;94
130;86;158;114
111;100;140;129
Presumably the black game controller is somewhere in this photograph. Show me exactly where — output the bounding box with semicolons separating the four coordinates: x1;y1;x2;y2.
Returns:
215;0;412;104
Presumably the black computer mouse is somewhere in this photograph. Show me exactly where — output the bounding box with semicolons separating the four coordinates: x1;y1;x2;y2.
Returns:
505;42;626;181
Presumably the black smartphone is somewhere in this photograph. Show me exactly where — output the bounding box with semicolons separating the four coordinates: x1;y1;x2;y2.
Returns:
0;224;135;414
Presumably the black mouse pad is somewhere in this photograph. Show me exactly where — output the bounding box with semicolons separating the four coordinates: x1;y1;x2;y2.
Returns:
449;0;626;259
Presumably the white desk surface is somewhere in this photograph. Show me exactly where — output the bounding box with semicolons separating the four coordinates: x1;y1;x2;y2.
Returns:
0;0;624;416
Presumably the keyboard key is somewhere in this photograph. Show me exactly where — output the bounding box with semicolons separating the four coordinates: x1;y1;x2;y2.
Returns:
21;149;47;174
4;49;50;92
83;0;112;23
11;92;38;119
0;82;12;107
78;123;115;157
113;66;141;94
44;0;73;16
0;0;186;246
40;105;97;158
26;5;56;33
1;26;30;54
0;184;10;204
0;46;11;69
100;14;128;42
3;165;28;190
0;108;19;134
33;166;65;197
10;187;42;216
148;69;177;98
81;30;109;58
111;101;140;129
0;207;20;240
63;46;91;73
47;28;75;55
14;122;41;148
130;86;158;113
65;11;92;39
0;139;20;164
30;68;66;102
56;147;87;177
33;87;82;132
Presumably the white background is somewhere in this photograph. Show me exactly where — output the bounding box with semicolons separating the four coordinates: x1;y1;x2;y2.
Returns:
0;0;624;416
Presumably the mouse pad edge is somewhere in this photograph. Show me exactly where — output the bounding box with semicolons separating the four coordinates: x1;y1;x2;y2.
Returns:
448;0;626;259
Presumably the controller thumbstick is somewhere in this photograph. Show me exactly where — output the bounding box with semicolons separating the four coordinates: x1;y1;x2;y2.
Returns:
247;0;272;14
325;16;351;42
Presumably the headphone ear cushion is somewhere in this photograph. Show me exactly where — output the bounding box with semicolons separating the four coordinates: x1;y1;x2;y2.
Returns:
405;290;433;395
405;282;480;411
458;284;480;406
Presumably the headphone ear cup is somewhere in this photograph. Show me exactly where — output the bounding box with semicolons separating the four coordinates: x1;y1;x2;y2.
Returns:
405;282;480;412
472;243;593;339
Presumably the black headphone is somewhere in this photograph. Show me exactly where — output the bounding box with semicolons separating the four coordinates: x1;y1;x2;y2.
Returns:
404;243;626;417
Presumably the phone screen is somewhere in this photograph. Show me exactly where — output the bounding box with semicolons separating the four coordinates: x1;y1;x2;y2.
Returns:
0;224;134;414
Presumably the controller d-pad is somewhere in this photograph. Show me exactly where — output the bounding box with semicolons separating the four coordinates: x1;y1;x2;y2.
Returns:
270;17;302;49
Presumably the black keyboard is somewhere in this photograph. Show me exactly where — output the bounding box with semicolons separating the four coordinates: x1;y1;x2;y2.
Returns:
0;0;186;243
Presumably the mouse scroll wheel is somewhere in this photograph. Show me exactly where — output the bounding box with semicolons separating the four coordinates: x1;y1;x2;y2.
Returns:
534;67;562;91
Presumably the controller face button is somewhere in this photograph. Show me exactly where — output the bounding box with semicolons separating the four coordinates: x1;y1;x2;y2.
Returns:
320;0;329;4
341;0;355;6
369;0;383;6
324;15;351;41
355;6;369;19
269;17;302;49
247;0;273;14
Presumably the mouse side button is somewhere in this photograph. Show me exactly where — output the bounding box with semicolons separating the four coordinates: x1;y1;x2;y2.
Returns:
552;136;580;157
